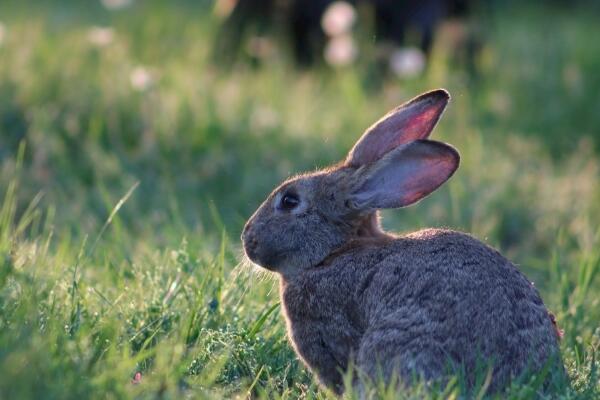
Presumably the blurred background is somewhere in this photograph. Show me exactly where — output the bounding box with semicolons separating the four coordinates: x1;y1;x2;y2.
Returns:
0;0;599;398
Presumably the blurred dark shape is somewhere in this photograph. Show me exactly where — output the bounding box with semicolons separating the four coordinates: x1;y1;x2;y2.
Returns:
213;0;333;67
374;0;469;59
212;0;475;72
290;0;335;66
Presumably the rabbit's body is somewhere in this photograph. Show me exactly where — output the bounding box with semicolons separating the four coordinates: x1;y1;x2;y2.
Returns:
242;89;563;395
281;228;559;393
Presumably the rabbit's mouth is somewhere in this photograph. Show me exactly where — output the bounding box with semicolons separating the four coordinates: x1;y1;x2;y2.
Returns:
243;239;298;272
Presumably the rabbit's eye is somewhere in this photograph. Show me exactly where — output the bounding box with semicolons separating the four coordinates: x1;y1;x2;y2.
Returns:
279;192;300;211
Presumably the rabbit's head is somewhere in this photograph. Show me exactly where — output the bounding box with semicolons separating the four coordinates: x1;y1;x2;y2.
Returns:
242;89;459;277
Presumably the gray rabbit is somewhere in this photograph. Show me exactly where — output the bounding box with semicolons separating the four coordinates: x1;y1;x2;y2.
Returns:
242;89;562;395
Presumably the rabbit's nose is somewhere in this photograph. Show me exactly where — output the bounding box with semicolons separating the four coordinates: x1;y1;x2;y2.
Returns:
241;221;257;249
241;221;252;242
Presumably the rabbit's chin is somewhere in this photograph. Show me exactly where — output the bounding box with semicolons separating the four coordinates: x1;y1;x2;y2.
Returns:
240;255;272;277
244;250;304;277
250;253;289;274
243;248;279;272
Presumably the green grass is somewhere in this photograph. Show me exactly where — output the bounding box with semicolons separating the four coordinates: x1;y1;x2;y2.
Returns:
0;1;599;398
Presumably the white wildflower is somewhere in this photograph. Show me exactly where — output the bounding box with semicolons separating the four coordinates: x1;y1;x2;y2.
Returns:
389;47;426;78
324;34;357;67
130;66;154;91
321;1;356;37
87;26;114;47
101;0;134;10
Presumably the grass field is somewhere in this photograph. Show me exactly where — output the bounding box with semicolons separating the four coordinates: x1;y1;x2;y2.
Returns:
0;1;599;398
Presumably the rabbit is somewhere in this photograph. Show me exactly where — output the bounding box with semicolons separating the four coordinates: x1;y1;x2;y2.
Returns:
241;89;563;395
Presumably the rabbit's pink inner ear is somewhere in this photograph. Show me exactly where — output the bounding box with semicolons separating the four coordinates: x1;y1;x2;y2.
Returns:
346;89;450;167
349;140;460;210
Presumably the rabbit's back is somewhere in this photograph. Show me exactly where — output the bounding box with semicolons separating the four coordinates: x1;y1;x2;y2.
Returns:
354;228;560;388
360;229;550;325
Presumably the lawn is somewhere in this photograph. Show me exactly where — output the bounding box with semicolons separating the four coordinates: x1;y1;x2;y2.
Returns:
0;1;599;398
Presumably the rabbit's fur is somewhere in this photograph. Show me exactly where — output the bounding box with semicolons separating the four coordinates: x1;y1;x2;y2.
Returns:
242;89;562;395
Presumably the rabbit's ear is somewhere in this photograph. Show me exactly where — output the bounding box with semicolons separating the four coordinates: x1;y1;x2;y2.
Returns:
347;140;459;210
346;89;450;167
